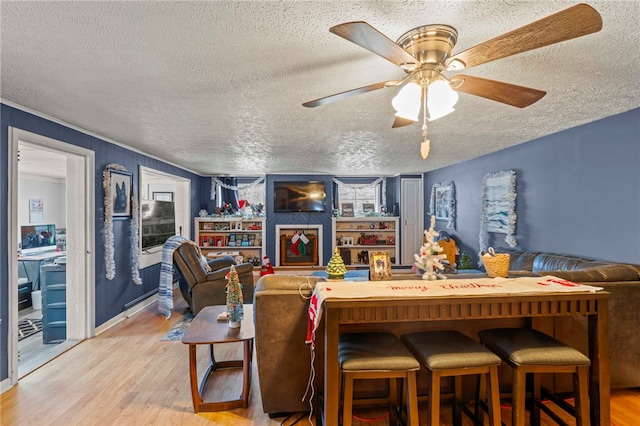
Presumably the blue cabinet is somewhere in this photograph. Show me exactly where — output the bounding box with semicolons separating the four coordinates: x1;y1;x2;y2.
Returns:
40;263;66;344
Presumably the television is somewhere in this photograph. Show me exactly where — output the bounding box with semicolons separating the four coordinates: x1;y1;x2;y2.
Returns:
20;224;57;255
274;181;326;212
141;200;176;251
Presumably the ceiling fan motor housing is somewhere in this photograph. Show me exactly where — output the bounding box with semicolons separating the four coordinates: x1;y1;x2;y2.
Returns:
396;25;458;71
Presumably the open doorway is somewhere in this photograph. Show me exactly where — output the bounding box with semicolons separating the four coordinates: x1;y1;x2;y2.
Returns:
7;128;95;384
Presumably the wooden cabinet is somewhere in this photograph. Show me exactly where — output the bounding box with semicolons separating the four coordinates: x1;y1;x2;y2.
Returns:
332;217;400;265
194;218;265;266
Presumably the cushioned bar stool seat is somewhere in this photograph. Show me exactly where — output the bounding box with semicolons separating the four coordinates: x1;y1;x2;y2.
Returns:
339;332;420;426
401;330;502;426
478;328;591;426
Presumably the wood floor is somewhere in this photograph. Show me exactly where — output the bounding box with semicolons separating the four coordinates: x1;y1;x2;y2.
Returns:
2;291;639;425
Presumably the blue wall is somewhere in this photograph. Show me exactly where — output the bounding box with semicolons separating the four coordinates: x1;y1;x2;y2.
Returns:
424;108;640;266
1;103;203;381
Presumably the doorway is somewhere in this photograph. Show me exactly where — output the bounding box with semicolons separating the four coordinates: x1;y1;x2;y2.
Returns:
7;128;95;384
401;177;424;265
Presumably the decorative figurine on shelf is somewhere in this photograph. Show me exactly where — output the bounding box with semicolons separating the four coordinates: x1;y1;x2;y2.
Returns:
357;250;369;265
225;265;244;328
260;255;274;276
222;201;234;215
326;248;347;280
414;215;448;280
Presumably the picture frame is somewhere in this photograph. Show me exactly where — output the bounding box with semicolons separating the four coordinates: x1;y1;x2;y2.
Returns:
28;198;44;223
109;169;132;218
152;191;173;202
362;203;375;214
341;203;354;217
429;181;456;229
369;251;392;281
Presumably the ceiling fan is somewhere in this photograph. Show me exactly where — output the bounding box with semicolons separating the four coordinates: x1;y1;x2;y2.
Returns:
303;3;602;159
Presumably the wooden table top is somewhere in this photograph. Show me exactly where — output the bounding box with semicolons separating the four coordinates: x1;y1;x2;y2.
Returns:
181;304;254;344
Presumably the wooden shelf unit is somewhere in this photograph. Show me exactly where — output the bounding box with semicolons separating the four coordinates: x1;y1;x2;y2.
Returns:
332;217;399;265
194;217;265;266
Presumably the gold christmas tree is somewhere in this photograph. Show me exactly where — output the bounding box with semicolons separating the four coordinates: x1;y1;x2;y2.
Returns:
326;248;347;279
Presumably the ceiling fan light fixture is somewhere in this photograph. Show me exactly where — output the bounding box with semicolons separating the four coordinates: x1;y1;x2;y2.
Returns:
426;80;458;120
427;105;455;121
392;82;421;121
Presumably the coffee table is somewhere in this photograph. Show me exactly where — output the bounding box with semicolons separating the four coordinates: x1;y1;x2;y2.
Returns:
181;304;254;413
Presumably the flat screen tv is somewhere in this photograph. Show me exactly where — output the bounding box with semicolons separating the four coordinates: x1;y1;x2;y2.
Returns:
274;181;326;212
141;200;176;251
20;224;57;255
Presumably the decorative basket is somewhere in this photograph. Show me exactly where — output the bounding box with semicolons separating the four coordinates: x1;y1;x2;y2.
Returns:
482;248;510;278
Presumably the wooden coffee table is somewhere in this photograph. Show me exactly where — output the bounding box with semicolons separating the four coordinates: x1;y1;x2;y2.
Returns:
181;304;254;413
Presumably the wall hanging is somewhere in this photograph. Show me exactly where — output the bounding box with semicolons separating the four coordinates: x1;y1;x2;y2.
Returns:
103;163;142;284
479;169;517;259
429;181;456;229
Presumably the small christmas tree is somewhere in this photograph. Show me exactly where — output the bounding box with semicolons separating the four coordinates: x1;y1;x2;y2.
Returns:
326;248;347;279
226;265;244;327
413;215;448;280
458;251;474;270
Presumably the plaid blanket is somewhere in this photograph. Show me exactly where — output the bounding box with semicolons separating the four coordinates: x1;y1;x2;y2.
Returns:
158;236;189;319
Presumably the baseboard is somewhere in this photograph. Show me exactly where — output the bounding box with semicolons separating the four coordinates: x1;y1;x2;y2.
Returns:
95;293;158;336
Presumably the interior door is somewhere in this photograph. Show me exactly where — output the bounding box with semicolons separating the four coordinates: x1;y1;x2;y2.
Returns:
401;178;424;265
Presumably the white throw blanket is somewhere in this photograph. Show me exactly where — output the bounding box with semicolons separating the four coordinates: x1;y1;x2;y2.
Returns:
305;276;603;347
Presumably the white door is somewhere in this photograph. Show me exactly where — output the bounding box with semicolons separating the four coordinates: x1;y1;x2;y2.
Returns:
401;178;424;265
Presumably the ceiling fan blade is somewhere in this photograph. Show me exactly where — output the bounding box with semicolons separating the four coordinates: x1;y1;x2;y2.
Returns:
451;75;546;108
446;4;602;70
330;21;417;68
391;116;416;128
303;80;396;108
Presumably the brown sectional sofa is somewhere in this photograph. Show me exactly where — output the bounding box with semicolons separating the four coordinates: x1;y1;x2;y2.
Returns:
253;251;640;415
494;248;640;390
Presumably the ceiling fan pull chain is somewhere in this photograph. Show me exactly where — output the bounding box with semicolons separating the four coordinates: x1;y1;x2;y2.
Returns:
420;86;431;160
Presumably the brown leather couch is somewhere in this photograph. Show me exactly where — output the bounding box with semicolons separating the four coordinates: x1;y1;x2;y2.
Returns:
252;273;432;416
253;275;325;416
172;243;254;314
494;247;640;390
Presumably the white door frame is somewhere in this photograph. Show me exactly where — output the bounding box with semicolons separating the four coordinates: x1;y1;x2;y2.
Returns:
5;127;95;388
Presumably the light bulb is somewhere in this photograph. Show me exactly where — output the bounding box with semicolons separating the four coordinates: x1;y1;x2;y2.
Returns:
427;80;458;121
392;82;421;121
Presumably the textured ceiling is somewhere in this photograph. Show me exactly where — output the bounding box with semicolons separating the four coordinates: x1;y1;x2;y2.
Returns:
2;1;639;177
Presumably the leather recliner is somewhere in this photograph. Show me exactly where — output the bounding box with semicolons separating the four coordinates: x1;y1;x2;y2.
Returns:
172;242;254;314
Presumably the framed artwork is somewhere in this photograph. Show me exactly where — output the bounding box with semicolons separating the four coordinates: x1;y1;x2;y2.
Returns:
369;251;392;281
109;169;132;218
341;203;354;217
152;191;173;202
362;203;375;214
479;170;517;254
28;198;44;223
429;181;456;229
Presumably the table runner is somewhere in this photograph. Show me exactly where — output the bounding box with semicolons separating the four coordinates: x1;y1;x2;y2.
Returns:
306;276;602;347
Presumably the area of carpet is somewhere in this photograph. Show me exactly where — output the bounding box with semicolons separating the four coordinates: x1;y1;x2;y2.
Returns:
18;318;43;341
161;313;194;341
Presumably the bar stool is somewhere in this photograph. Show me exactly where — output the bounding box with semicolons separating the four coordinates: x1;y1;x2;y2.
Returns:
401;330;502;426
338;332;420;426
478;328;591;426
